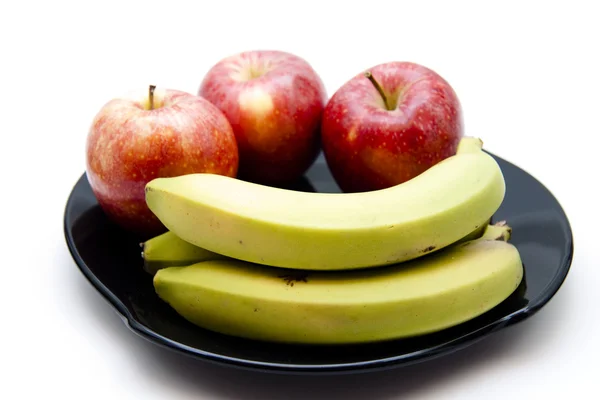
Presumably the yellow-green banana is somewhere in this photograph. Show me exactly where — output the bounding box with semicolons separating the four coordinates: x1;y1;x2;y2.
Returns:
140;217;492;275
140;231;227;275
153;223;523;344
145;137;505;270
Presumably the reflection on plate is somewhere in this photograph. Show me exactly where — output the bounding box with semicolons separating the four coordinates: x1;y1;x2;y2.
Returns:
64;153;573;375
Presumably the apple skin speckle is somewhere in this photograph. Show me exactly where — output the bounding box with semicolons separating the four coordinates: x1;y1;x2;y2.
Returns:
198;50;327;185
86;88;239;238
321;61;464;193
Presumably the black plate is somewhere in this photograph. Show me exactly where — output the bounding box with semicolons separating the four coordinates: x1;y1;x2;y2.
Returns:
63;152;573;375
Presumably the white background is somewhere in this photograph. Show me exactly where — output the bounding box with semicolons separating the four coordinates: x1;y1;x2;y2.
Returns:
1;1;597;398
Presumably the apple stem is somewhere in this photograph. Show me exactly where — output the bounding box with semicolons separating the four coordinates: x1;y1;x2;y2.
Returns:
364;72;392;111
149;85;156;110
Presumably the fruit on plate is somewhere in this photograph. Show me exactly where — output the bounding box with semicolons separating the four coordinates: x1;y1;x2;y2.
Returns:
86;86;239;237
198;50;327;185
141;231;227;276
145;136;505;270
153;223;523;344
139;217;491;276
321;61;464;193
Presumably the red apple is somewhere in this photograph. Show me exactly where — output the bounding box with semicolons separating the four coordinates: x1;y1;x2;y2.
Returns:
198;50;327;185
321;62;464;193
86;86;239;237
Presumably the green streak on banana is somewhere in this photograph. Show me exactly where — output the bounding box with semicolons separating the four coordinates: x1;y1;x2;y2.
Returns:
153;224;523;345
140;231;227;276
145;136;506;270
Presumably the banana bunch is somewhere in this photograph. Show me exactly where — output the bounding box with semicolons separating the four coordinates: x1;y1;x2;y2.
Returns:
141;136;524;344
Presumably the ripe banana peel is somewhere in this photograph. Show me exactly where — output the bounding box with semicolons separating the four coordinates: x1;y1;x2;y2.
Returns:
145;136;506;270
153;223;523;344
140;217;492;275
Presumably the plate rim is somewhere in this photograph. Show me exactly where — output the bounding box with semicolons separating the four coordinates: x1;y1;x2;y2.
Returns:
63;153;574;375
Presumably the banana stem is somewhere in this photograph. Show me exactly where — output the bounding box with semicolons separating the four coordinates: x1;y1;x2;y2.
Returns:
456;137;484;154
479;221;512;242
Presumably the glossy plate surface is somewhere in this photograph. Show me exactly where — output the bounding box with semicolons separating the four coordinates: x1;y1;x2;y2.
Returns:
64;153;573;375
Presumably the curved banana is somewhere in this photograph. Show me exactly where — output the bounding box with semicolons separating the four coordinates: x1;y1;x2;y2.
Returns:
153;223;523;344
145;137;506;270
140;231;227;275
140;217;492;275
